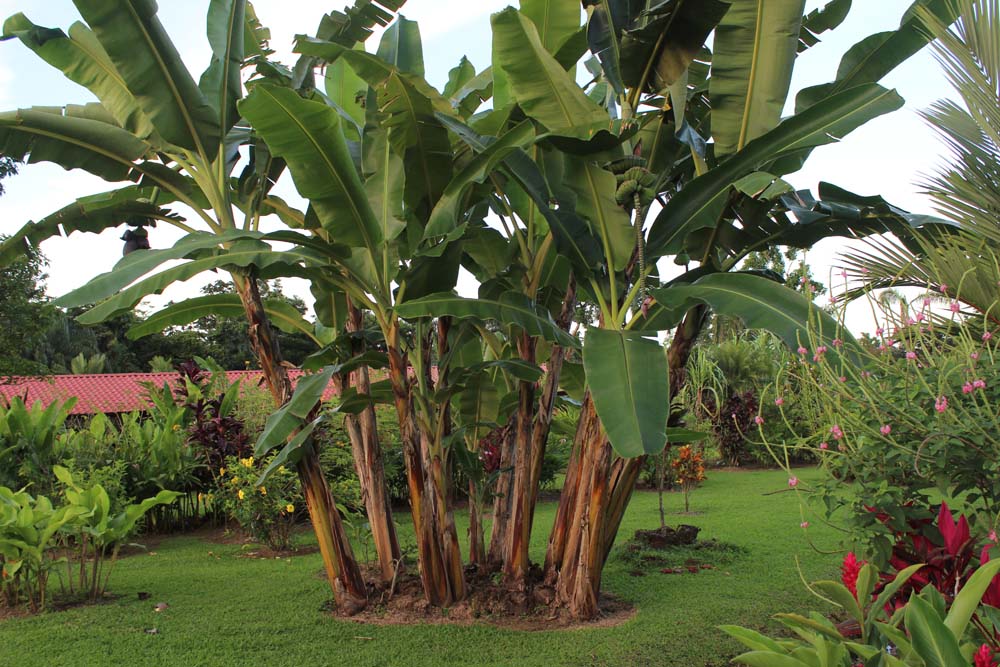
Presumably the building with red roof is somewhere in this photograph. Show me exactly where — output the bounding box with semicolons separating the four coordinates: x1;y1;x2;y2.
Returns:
0;370;342;416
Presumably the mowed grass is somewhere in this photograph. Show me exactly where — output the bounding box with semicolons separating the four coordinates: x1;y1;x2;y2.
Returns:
0;469;841;667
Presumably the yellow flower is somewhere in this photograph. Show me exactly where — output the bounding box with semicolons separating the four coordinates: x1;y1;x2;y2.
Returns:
285;504;294;513
230;477;239;485
172;424;181;432
237;489;245;501
278;466;286;474
219;467;226;476
240;456;254;468
258;486;267;496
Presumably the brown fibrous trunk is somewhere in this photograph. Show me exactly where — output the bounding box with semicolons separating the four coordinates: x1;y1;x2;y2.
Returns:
233;273;367;613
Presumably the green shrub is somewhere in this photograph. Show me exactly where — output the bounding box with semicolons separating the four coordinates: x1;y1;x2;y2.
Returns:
215;455;301;551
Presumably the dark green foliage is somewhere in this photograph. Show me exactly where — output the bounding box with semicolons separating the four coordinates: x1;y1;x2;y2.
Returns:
0;235;52;376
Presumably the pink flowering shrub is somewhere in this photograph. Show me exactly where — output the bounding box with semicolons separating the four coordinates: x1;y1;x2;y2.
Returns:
768;291;1000;565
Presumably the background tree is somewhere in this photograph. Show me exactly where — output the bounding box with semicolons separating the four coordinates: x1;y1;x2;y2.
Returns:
0;235;52;377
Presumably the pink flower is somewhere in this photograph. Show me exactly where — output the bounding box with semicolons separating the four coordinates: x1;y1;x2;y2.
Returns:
916;312;925;322
984;331;993;341
788;477;799;488
950;301;961;313
923;297;932;307
819;442;829;450
875;327;884;336
939;283;948;293
935;395;949;413
830;424;844;440
990;530;998;543
861;371;872;379
833;338;843;347
839;376;847;383
963;382;975;394
880;424;892;436
840;269;848;279
906;351;917;360
774;397;784;406
800;521;810;529
974;379;986;389
797;346;808;355
906;317;916;326
971;351;980;360
754;415;764;426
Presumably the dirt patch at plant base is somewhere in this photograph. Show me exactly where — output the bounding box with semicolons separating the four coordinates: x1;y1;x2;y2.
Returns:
328;568;635;631
633;524;701;549
619;526;748;577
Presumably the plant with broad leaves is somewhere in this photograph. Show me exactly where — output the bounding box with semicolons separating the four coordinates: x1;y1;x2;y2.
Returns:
722;552;1000;667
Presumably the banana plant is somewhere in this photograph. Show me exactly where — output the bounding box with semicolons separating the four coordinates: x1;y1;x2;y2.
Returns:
0;0;409;613
479;0;961;619
244;0;958;620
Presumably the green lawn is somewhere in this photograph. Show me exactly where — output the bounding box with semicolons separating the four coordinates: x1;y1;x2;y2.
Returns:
0;469;842;666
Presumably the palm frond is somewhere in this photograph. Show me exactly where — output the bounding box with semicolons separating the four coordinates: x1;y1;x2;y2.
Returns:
917;0;1000;243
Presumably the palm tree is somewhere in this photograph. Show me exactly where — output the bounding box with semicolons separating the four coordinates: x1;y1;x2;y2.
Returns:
841;0;1000;324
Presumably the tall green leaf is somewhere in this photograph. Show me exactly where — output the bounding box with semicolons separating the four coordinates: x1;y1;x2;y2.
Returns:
126;294;316;340
618;0;730;93
54;229;263;307
324;56;366;130
646;83;904;257
794;0;959;111
238;84;382;256
73;244;318;324
394;292;579;348
256;367;337;456
710;0;806;157
199;0;245;135
583;328;669;458
563;159;633;272
0;185;182;266
297;38;454;211
0;107;151;182
425;120;537;238
520;0;581;56
72;0;220;153
651;273;856;360
376;15;424;76
904;595;966;667
797;0;852;52
2;14;157;139
362;127;407;247
943;557;1000;638
491;8;606;137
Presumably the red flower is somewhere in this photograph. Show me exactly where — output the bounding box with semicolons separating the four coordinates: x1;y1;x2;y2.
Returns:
974;644;997;667
842;552;865;599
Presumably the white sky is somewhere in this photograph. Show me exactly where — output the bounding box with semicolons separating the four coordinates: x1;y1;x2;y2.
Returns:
0;0;954;334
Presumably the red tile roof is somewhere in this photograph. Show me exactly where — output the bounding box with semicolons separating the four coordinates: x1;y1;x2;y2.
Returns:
0;370;342;415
